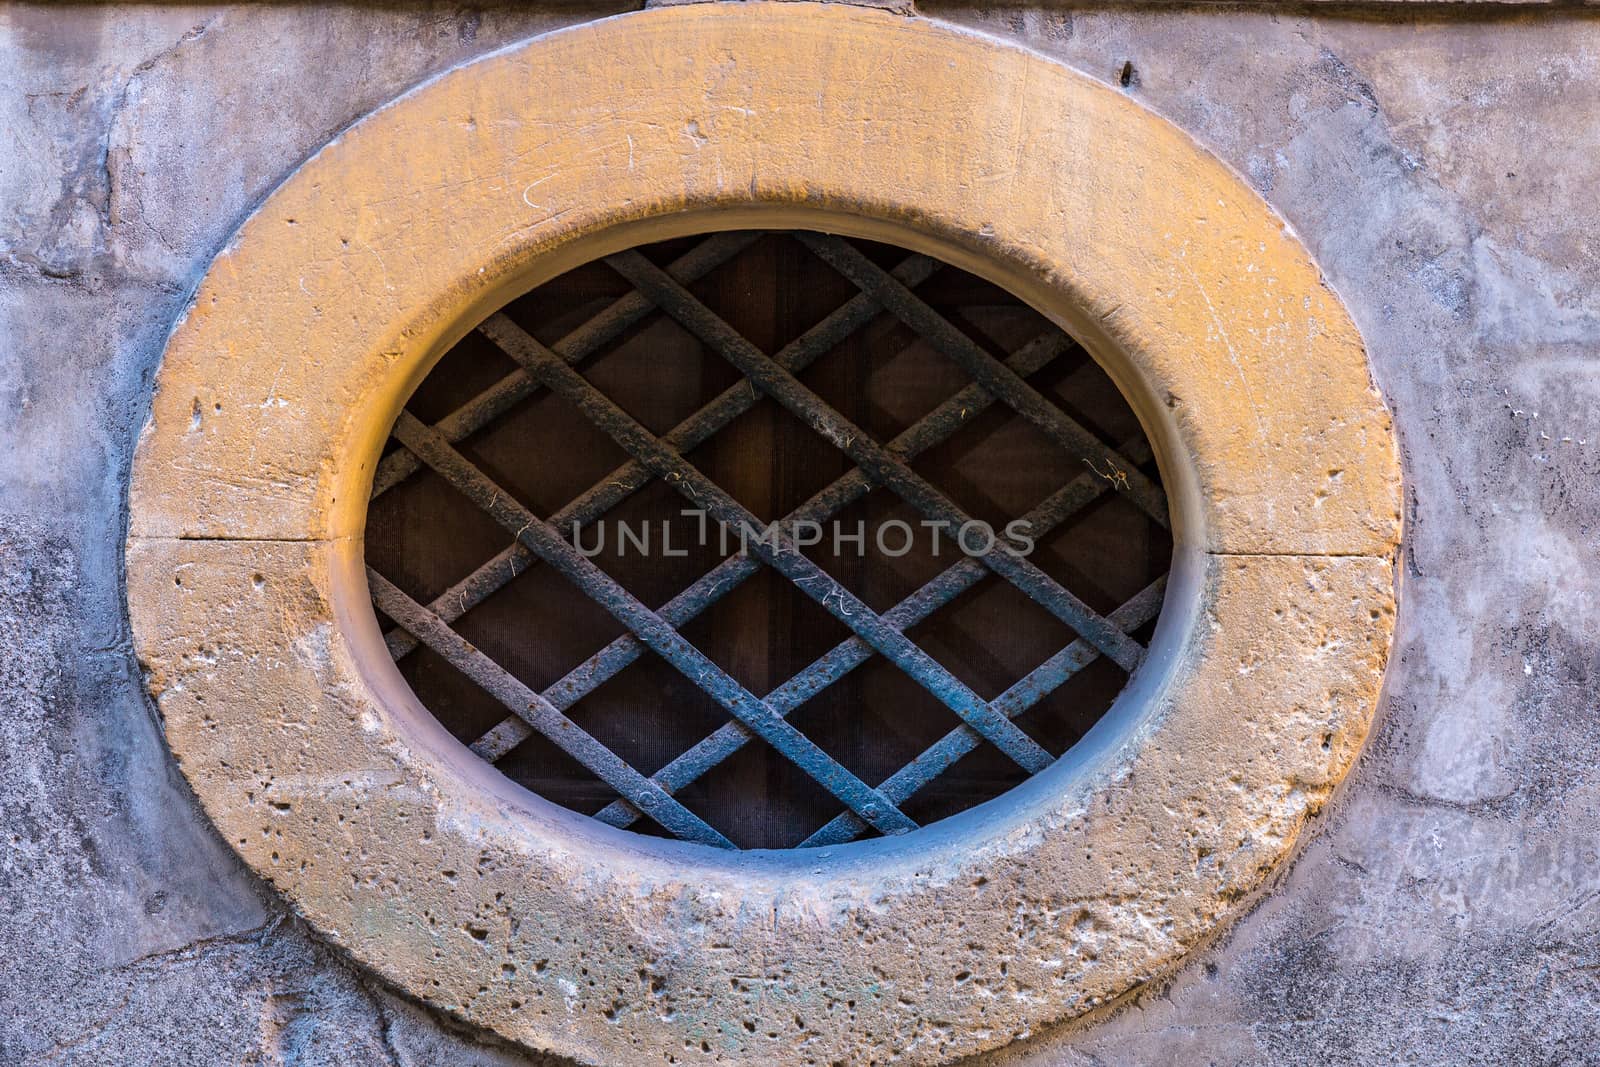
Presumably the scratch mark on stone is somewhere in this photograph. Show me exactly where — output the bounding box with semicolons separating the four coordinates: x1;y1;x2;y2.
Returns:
1182;255;1267;437
521;172;555;209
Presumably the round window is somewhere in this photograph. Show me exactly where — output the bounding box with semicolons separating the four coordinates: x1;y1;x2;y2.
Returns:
364;229;1171;851
124;7;1399;1065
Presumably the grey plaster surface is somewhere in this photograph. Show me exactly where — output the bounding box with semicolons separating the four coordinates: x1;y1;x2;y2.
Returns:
2;4;1598;1064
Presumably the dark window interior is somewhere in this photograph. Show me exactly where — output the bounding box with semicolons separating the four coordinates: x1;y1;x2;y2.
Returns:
365;230;1170;850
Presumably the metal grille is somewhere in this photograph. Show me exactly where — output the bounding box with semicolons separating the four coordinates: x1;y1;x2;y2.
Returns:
365;231;1170;850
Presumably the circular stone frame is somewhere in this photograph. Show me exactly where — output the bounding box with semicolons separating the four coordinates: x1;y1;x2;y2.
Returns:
125;6;1401;1065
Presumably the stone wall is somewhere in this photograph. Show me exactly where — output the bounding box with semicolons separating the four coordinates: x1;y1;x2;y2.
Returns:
3;3;1598;1064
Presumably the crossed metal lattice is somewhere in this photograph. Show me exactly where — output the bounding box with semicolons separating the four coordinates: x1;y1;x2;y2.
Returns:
367;231;1170;850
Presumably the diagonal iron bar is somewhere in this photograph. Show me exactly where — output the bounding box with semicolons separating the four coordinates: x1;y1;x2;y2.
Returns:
800;575;1169;848
796;231;1170;528
466;328;1075;764
388;410;919;839
606;248;1148;673
365;569;735;849
587;434;1156;832
382;251;942;662
370;231;761;499
493;321;1057;774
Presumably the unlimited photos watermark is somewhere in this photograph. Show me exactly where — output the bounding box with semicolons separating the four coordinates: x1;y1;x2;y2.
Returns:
570;511;1036;559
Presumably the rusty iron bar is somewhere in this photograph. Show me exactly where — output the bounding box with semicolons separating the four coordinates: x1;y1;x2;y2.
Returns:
467;326;1074;764
494;321;1058;774
801;575;1169;847
587;433;1155;833
796;231;1171;529
369;231;760;499
606;248;1148;673
365;568;735;849
387;410;920;839
381;251;941;662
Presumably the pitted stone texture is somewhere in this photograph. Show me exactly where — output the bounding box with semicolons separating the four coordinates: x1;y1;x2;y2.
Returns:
125;533;1393;1065
122;5;1399;1064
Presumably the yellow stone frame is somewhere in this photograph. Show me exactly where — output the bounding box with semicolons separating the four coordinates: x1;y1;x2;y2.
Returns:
125;6;1401;1064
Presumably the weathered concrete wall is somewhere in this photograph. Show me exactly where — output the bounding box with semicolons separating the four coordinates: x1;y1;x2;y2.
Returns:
2;3;1597;1064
